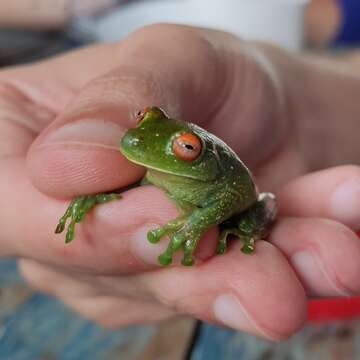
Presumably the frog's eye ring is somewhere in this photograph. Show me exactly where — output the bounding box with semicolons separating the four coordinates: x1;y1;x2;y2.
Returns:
136;107;151;124
172;133;202;161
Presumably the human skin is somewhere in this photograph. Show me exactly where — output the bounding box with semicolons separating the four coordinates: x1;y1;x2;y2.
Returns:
0;0;117;29
305;0;341;46
1;24;360;340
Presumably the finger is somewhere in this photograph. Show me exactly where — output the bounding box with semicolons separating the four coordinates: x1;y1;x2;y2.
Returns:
60;295;174;328
21;241;306;340
27;23;287;197
0;42;123;116
268;217;360;297
0;42;136;158
139;242;307;341
278;165;360;230
18;259;174;328
1;159;217;272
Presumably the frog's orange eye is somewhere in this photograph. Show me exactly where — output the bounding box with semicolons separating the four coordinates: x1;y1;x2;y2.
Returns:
172;133;202;161
136;107;151;124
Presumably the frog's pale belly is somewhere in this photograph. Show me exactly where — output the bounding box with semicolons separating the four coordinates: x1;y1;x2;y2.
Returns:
145;169;257;215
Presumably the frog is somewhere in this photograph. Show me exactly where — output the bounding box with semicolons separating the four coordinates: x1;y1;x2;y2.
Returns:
55;106;277;266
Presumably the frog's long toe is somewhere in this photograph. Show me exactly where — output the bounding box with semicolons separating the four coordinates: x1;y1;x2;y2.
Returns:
216;231;229;255
181;254;194;266
216;242;226;255
55;221;66;234
158;251;173;266
217;227;240;255
147;217;186;245
240;237;255;254
55;193;120;243
156;230;191;266
147;229;164;244
55;196;86;242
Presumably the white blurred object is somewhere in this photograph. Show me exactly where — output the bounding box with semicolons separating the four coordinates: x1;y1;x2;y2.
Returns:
93;0;308;50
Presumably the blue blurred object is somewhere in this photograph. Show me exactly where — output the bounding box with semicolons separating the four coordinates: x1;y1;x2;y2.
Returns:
333;0;360;45
0;258;154;360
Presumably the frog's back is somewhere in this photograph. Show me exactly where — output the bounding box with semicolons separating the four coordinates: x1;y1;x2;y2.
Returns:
197;128;258;213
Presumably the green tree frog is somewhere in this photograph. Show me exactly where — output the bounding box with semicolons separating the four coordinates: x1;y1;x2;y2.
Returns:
55;107;277;266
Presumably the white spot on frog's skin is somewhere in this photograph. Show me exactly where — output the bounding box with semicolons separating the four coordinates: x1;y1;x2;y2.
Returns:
233;182;236;186
130;138;140;145
230;166;234;170
155;133;159;137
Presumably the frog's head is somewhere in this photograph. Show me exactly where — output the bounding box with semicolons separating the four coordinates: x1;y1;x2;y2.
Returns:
120;107;219;181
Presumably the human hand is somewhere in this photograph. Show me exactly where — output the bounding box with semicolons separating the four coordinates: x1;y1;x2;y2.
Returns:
2;24;360;340
0;0;116;29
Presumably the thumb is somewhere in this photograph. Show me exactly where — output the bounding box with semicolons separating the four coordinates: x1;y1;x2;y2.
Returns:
27;24;286;198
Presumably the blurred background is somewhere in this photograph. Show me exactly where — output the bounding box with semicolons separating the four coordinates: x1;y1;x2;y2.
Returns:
1;0;359;65
1;1;360;359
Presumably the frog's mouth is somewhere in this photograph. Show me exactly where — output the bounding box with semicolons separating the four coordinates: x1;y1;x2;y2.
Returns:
121;151;207;181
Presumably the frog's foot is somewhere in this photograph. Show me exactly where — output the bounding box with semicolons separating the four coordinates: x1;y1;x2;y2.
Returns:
55;193;120;243
158;228;202;267
157;232;184;266
147;217;186;244
217;227;255;255
148;219;202;266
216;227;239;255
146;217;188;265
240;236;255;254
181;234;201;266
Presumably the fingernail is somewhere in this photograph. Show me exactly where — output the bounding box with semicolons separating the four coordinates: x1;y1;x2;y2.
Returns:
330;179;360;230
291;251;349;296
213;294;273;339
41;119;126;149
130;225;167;265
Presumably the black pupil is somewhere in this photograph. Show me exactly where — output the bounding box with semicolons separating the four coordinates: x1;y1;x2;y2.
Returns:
184;143;194;150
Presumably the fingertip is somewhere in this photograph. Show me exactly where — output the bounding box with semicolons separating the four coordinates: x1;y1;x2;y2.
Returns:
27;143;144;197
145;242;307;340
270;217;360;297
278;165;360;231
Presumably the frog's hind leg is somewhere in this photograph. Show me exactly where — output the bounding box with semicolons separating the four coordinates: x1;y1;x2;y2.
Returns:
218;192;277;255
55;193;120;243
217;225;255;254
216;226;240;255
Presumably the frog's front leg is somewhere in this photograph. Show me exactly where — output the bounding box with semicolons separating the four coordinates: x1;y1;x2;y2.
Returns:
55;193;120;242
147;216;187;244
156;206;224;266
